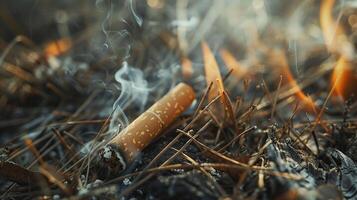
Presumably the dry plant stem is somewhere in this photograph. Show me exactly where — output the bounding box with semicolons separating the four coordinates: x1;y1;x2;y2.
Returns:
47;91;101;175
312;75;339;132
0;35;35;66
28;138;59;168
131;87;220;181
258;158;265;189
85;162;301;200
6;133;53;162
262;79;274;105
119;97;220;197
290;129;316;156
257;60;334;111
193;82;213;118
222;68;234;82
24;138;45;166
0;161;42;185
121;121;213;197
117;143;301;199
162;126;209;166
178;130;257;169
2;140;61;198
112;162;300;185
176;149;228;197
63;130;84;145
53;129;76;156
217;126;256;152
98;83;195;173
271;75;283;119
49;119;107;127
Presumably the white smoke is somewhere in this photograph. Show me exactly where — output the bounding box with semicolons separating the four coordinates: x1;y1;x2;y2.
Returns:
108;61;150;135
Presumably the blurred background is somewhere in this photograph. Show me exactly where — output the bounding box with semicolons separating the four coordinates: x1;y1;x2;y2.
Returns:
1;1;357;199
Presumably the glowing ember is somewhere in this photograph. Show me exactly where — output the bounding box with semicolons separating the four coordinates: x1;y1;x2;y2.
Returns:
220;48;247;81
331;56;357;99
44;38;72;57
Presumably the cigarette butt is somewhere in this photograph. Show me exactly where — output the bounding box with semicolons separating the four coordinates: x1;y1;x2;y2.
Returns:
98;83;195;173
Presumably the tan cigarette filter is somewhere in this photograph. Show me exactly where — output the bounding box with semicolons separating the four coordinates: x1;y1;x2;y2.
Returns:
98;82;195;173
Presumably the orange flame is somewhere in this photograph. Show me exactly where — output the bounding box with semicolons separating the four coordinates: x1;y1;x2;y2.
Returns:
201;41;223;101
272;50;316;113
202;41;236;123
331;57;357;99
320;0;353;58
181;57;193;79
44;38;72;57
219;48;247;80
